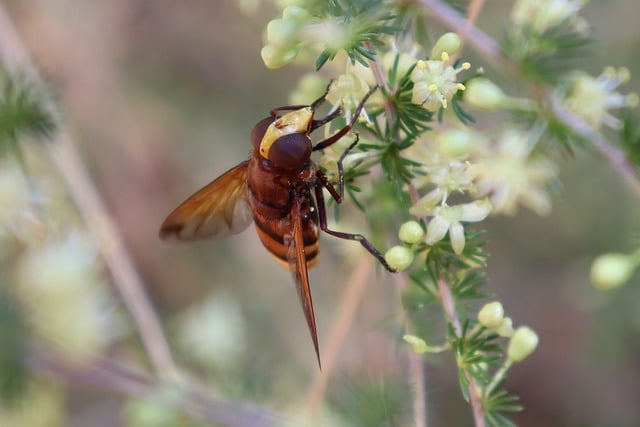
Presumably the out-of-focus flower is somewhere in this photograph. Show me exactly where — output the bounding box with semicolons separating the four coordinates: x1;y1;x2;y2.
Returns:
411;160;475;212
419;199;491;254
410;54;470;112
289;73;328;105
16;235;117;356
590;252;639;291
511;0;589;34
468;130;556;216
563;67;639;130
433;129;480;160
507;326;539;362
326;72;372;122
177;293;246;368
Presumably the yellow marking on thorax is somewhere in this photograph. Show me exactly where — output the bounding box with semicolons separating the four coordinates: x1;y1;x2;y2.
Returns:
259;108;313;159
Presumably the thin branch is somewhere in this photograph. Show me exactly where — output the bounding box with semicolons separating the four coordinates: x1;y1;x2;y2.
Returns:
0;3;178;377
27;343;283;427
417;0;640;197
304;257;372;412
437;279;486;427
366;48;429;427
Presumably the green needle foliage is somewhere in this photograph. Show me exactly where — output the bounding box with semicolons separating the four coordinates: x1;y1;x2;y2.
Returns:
0;75;54;156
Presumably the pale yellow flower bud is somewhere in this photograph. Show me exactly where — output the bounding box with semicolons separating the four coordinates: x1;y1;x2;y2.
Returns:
403;334;428;354
478;301;505;328
430;32;462;60
507;326;538;362
398;221;425;244
384;246;415;271
464;78;507;110
590;253;637;290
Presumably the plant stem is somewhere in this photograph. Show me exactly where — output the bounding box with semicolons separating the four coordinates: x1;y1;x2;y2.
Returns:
27;342;281;427
367;47;429;427
485;359;513;398
304;257;372;412
437;279;486;427
0;3;178;378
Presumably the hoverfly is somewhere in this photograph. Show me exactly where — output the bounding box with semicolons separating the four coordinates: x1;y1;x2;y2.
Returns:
159;84;396;367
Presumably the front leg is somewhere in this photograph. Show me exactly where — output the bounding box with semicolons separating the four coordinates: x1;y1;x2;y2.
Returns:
314;182;396;272
314;143;396;273
316;135;359;203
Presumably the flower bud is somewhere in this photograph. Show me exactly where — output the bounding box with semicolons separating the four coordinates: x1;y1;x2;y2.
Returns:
261;44;297;69
384;246;415;271
282;6;313;22
435;129;475;159
266;18;298;47
403;334;428;354
398;221;424;244
431;32;462;60
496;317;514;337
477;301;504;328
507;326;538;362
590;253;636;290
464;78;506;110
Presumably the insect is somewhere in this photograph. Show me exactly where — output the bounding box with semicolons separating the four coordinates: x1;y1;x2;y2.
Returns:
159;84;396;367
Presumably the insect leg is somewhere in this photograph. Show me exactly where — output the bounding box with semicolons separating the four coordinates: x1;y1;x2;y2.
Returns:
314;181;396;273
270;80;334;117
312;85;378;152
315;135;359;203
270;105;308;116
310;107;342;132
309;79;333;110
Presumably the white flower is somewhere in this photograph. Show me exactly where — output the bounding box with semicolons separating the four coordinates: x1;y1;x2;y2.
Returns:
423;199;491;254
177;294;246;368
468;130;556;216
410;55;470;111
410;160;475;213
511;0;589;34
326;71;372;122
16;235;118;356
563;67;639;130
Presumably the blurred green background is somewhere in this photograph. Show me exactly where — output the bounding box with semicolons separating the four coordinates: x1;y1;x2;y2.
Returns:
5;0;640;426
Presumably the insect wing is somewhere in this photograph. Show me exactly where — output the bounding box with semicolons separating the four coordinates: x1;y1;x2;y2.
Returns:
160;160;253;241
286;197;321;368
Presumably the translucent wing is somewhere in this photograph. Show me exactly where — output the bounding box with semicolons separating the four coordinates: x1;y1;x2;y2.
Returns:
159;160;252;241
286;197;321;368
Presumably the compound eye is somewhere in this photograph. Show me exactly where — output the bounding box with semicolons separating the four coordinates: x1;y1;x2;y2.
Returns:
268;133;312;169
251;117;273;151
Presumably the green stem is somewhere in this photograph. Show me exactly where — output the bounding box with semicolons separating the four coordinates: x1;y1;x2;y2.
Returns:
484;359;513;398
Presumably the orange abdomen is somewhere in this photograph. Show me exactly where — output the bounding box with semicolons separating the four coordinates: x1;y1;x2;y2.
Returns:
246;154;319;269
